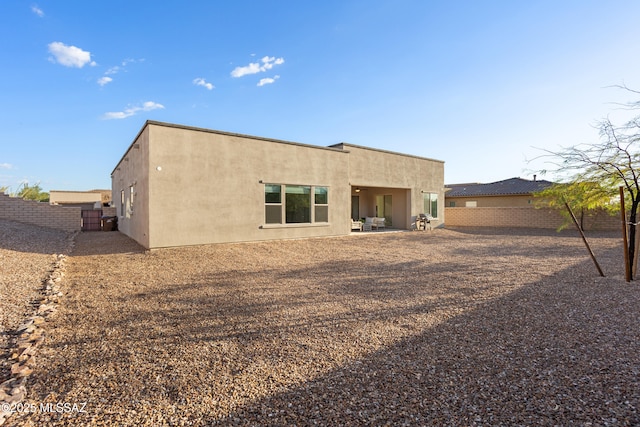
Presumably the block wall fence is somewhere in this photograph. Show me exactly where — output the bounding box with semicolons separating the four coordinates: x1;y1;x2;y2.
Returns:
445;207;620;231
0;193;116;232
0;193;81;232
2;190;622;234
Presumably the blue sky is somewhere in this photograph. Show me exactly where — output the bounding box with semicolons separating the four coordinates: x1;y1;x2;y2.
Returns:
2;1;640;192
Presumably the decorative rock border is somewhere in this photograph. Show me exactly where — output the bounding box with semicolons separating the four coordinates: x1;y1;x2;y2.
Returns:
0;253;68;426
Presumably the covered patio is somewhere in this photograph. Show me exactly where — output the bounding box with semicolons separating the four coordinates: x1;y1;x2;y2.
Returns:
350;186;410;231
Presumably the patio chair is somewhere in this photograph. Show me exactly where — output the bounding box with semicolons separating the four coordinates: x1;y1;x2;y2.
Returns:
373;217;386;230
351;219;363;231
417;213;432;230
363;217;375;231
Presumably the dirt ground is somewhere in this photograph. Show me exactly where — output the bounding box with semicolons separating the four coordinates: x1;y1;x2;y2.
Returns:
3;224;640;426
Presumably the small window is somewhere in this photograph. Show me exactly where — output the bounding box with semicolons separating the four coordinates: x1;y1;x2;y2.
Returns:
314;186;328;204
286;185;311;223
120;190;125;216
129;185;135;214
423;192;438;218
265;184;281;203
314;187;329;222
265;184;282;224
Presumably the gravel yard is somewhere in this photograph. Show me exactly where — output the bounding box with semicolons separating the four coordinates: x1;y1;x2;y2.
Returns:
2;219;640;425
0;221;73;382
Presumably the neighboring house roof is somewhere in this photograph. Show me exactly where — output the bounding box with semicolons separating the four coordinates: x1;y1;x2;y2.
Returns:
445;177;554;197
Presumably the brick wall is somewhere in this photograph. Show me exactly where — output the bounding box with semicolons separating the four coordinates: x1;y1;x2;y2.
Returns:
445;206;620;231
0;193;81;232
102;206;117;217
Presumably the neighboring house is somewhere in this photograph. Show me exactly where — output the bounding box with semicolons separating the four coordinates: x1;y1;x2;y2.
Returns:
444;176;620;230
445;177;554;208
49;189;115;231
444;176;569;229
111;120;445;249
49;190;112;209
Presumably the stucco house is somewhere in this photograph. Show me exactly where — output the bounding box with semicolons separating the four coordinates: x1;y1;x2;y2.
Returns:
49;189;112;209
111;121;445;249
444;176;621;230
444;176;557;229
49;189;115;231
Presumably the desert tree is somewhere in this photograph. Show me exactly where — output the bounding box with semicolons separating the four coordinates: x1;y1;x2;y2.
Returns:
534;180;613;231
16;183;49;202
535;86;640;279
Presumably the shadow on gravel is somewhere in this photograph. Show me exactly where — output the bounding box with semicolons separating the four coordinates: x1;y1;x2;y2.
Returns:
70;231;146;256
19;229;639;426
210;247;639;426
0;219;72;254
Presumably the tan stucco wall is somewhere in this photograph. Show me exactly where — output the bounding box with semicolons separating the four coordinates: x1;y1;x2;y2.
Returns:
336;143;445;228
112;126;151;248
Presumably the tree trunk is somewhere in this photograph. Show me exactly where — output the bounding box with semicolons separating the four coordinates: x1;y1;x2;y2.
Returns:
633;222;640;276
565;202;604;277
629;200;639;280
621;188;631;282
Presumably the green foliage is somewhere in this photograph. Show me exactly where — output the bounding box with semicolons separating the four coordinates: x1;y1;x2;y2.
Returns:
534;181;617;230
533;85;640;278
17;183;49;202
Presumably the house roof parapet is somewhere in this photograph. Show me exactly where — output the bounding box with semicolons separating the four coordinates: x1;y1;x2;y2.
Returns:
112;120;350;176
330;142;444;164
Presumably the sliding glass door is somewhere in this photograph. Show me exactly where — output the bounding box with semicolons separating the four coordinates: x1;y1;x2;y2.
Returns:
351;195;360;220
375;195;392;226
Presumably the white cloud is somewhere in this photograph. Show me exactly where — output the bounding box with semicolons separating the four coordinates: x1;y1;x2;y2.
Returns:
98;58;143;86
97;76;113;86
31;5;44;17
231;55;285;78
257;75;280;87
231;62;261;78
261;56;285;70
102;101;165;120
193;78;214;90
106;58;141;75
0;163;14;170
48;42;96;68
